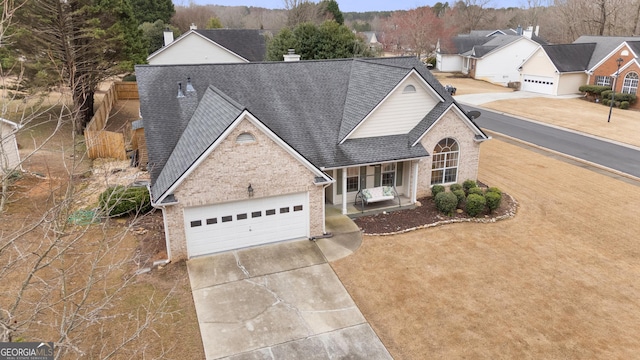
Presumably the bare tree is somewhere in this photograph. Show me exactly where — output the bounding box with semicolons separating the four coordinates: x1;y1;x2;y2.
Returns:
452;0;495;32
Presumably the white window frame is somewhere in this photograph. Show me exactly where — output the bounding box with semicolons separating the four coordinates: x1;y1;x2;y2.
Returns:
622;72;638;94
595;76;611;86
346;167;359;193
381;163;396;187
431;138;459;185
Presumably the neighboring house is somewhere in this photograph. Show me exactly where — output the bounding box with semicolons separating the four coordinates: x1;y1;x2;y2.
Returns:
518;36;640;103
0;118;21;173
147;28;267;65
360;31;382;52
436;26;546;85
136;57;490;260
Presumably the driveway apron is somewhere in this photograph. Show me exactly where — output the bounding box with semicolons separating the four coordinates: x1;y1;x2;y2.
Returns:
187;238;392;359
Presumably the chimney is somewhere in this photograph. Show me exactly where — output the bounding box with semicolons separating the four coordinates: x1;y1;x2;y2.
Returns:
523;26;533;39
283;49;301;62
535;25;540;37
516;25;522;36
163;28;174;46
190;23;197;30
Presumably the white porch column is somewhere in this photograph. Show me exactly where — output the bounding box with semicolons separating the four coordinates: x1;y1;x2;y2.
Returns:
411;160;419;203
342;167;348;214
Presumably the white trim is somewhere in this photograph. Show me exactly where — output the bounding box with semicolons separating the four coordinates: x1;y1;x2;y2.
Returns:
411;104;488;147
341;167;347;215
339;69;445;144
411;160;418;203
147;30;250;63
520;46;560;74
156;110;331;204
321;156;429;171
612;59;640;76
161;207;172;260
474;37;540;60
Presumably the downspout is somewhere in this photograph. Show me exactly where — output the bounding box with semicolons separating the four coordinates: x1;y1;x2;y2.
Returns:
411;160;419;203
341;167;348;215
136;184;171;274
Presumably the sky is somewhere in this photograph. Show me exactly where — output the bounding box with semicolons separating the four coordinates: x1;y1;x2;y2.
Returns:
181;0;519;13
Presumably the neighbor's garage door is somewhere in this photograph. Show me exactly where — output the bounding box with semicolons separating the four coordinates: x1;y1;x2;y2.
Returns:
521;75;554;95
184;192;309;257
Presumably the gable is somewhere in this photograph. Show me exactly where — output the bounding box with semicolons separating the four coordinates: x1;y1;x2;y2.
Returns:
347;72;441;140
592;42;637;74
478;37;538;60
148;32;248;65
521;47;557;75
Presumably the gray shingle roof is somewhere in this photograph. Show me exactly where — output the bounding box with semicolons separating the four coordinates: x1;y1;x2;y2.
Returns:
626;41;640;57
574;36;640;69
542;43;596;72
136;57;486;200
194;29;267;62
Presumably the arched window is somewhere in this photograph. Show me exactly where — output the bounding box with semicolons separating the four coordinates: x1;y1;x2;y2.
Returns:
403;85;416;93
236;132;255;144
622;72;638;95
431;138;459;185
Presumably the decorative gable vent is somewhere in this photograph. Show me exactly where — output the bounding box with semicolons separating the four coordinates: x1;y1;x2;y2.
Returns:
403;85;416;93
236;132;256;144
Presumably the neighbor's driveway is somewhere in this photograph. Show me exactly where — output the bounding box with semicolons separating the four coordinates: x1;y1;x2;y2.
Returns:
187;238;392;359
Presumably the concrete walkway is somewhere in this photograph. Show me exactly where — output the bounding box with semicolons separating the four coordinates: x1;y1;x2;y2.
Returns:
454;90;582;106
187;211;390;359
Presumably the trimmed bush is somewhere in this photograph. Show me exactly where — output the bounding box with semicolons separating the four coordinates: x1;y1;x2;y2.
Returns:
122;74;136;82
485;191;502;213
434;191;458;216
431;184;445;198
99;185;152;217
487;187;502;196
449;183;463;192
468;187;484;196
578;85;610;95
620;101;630;109
452;189;466;208
465;193;486;217
462;179;477;194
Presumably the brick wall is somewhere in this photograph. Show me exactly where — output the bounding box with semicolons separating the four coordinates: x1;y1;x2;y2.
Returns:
163;118;324;260
417;110;482;198
590;47;639;109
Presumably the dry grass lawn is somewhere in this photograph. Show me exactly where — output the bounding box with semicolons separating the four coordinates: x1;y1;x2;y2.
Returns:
332;139;640;359
434;72;513;95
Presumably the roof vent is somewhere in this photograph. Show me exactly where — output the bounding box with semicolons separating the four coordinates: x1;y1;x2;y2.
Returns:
186;77;195;92
177;82;185;98
284;49;301;62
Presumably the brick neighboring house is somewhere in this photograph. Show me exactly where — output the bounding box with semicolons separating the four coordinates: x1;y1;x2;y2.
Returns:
136;57;490;260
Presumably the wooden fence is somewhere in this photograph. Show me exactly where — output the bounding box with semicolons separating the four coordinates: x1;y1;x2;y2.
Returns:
84;81;138;160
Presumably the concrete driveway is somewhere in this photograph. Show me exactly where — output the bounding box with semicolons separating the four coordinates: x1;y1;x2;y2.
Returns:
187;210;392;359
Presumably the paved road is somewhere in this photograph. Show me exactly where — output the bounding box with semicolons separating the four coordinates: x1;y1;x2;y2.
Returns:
461;105;640;179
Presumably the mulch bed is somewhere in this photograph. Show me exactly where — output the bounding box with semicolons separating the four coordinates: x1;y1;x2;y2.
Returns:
354;193;518;235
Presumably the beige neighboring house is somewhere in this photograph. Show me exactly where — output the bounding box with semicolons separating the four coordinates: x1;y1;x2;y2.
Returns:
147;28;267;65
135;57;490;260
0;118;21;173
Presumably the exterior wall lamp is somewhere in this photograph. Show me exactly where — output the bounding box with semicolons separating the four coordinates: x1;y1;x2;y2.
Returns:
607;57;624;123
248;184;254;197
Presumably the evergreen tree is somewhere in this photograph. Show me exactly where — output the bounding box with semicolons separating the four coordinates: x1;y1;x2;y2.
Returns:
130;0;175;24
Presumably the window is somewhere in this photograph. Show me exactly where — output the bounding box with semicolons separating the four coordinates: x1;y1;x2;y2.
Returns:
622;72;638;94
293;205;303;211
280;207;290;214
431;138;459;185
266;209;276;216
190;220;202;227
595;76;611;86
251;211;262;218
206;218;217;225
381;163;396;187
346;167;359;192
237;213;247;220
221;215;233;222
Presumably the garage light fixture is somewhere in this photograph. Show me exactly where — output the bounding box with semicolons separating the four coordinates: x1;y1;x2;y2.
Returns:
248;184;254;197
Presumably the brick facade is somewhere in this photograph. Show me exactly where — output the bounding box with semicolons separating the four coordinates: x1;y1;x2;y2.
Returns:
417;109;482;198
163;117;325;260
590;46;639;109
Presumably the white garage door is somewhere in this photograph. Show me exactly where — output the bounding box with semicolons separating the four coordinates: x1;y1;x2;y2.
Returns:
521;75;554;95
184;192;309;257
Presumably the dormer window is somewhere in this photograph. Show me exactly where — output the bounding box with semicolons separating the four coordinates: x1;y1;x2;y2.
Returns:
403;85;416;93
236;132;256;144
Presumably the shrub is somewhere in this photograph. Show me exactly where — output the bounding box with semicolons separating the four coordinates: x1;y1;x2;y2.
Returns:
578;84;610;95
452;189;466;208
465;193;486;217
449;183;463;192
99;185;152;217
431;184;445;198
462;179;477;194
122;73;136;82
620;101;630;109
487;187;502;196
468;187;484;196
434;191;458;216
485;191;502;213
